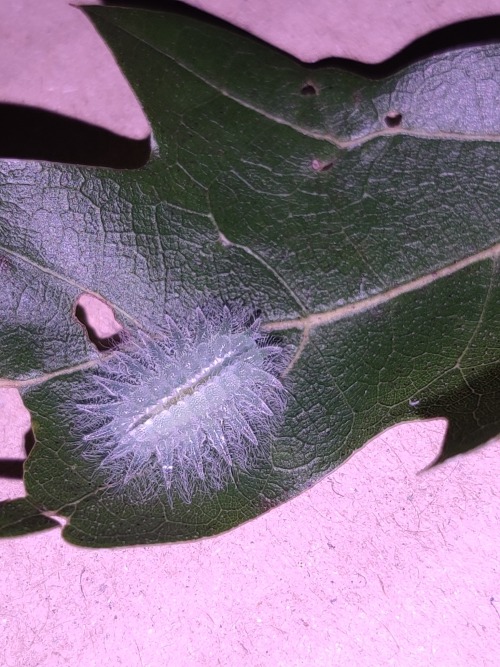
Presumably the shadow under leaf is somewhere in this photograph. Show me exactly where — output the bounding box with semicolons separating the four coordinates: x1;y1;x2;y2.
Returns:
0;104;150;169
413;362;500;467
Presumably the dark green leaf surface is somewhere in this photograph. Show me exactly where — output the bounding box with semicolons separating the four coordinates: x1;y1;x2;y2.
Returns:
0;7;499;546
0;498;59;537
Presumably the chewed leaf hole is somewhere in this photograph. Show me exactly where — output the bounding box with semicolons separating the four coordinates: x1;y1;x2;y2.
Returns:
75;294;122;352
384;111;403;127
300;82;318;95
311;159;334;172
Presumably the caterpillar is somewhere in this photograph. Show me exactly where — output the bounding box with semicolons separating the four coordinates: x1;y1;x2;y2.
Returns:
73;305;289;505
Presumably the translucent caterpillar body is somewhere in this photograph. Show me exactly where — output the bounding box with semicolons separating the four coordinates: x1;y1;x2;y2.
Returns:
76;306;288;504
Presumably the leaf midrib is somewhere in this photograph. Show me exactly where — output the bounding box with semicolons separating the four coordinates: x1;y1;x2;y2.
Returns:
1;241;498;388
110;20;500;147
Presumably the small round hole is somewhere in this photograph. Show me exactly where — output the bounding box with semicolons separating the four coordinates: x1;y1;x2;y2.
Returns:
311;159;334;172
301;82;318;96
384;112;402;128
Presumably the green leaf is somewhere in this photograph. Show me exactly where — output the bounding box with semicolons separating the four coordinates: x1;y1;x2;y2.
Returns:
0;497;59;537
0;6;499;547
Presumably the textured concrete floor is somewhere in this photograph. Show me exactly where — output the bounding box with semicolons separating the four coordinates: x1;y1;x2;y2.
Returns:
1;2;500;666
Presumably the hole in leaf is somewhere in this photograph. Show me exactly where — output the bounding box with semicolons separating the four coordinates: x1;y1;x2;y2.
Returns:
384;112;402;127
301;82;318;96
75;295;123;352
311;159;334;172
